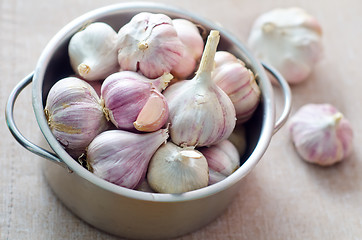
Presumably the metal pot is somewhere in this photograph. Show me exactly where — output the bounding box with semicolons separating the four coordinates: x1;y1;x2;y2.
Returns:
6;2;291;239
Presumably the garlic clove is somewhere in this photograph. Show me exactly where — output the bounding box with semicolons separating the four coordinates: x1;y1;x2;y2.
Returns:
163;30;236;147
288;103;354;166
213;51;261;123
171;18;204;79
101;71;170;131
86;128;169;189
133;90;169;132
44;77;109;158
147;141;209;193
199;140;240;185
247;7;323;84
117;12;184;79
228;124;247;157
68;22;119;81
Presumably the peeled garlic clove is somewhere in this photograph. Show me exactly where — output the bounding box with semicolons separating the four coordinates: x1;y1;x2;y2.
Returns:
247;7;323;84
87;128;169;189
101;71;171;131
171;19;204;79
163;30;236;147
213;51;261;123
117;12;184;79
199;140;240;185
44;77;108;158
147;141;209;193
68;22;119;81
288;104;354;166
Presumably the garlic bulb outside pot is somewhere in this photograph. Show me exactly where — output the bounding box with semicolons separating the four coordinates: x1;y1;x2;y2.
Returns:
117;12;184;79
147;141;209;193
171;19;204;79
101;71;171;132
86;128;169;189
213;51;261;123
44;77;108;158
247;7;323;84
68;22;119;81
288;104;353;166
163;30;236;147
199;140;240;185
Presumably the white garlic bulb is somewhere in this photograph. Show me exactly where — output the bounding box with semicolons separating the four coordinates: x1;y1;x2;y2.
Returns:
147;141;209;193
199;140;240;185
213;51;261;123
86;128;169;189
163;30;236;147
117;12;184;79
248;7;323;84
44;77;108;158
288;103;354;166
68;22;119;81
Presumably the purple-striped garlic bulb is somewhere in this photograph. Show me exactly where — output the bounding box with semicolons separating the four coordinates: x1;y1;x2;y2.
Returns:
147;141;209;193
68;22;119;81
44;77;108;158
171;18;204;79
288;103;354;166
199;140;240;185
117;12;184;79
163;30;236;147
101;71;171;132
213;51;261;123
86;128;169;189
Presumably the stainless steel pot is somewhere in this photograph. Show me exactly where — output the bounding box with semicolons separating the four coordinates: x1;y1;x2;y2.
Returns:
6;2;291;239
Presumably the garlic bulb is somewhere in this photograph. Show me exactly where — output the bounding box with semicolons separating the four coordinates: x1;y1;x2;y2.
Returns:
147;141;209;193
163;30;236;147
288;104;354;166
171;19;204;79
199;140;240;185
101;71;171;132
44;77;108;158
248;7;323;84
117;12;184;79
213;51;261;123
86;128;169;189
68;22;119;81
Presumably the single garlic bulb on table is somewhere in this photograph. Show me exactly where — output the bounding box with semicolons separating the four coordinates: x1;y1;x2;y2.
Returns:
248;7;323;84
147;141;209;194
44;77;109;158
213;51;261;123
86;128;169;189
68;22;119;81
163;30;236;147
117;12;184;79
101;71;172;132
288;103;354;166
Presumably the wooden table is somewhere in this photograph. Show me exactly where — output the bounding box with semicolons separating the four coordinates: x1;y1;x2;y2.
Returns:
1;0;362;239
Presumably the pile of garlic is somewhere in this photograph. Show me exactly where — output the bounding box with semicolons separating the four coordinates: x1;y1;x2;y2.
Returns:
44;12;261;193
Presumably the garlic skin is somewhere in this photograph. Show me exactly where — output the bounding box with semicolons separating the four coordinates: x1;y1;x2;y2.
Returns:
68;22;119;81
288;104;353;166
199;140;240;185
117;12;184;79
213;51;261;123
44;77;108;158
101;71;171;131
86;128;169;189
248;8;323;84
147;141;209;193
163;30;236;147
171;19;204;79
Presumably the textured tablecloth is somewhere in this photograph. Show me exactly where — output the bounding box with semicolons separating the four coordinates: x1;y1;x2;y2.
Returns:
1;0;362;239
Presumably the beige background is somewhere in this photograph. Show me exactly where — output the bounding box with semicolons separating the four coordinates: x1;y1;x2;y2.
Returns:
1;0;362;239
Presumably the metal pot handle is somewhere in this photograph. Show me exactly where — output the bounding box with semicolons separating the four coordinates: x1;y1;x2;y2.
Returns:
5;72;68;169
261;62;292;134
